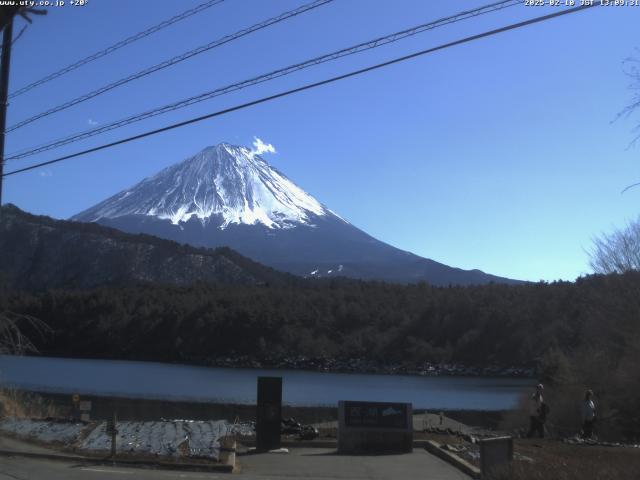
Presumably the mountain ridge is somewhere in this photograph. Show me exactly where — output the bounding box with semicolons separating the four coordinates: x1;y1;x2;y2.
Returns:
0;203;295;290
72;142;521;286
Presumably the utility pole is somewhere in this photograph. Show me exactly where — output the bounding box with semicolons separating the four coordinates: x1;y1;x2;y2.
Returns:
0;16;13;208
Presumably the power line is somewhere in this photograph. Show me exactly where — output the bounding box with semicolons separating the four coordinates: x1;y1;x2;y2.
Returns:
2;3;599;179
6;0;335;133
6;0;521;161
8;0;225;99
5;0;518;156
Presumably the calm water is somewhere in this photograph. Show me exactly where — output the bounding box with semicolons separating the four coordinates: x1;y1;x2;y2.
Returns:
0;355;533;410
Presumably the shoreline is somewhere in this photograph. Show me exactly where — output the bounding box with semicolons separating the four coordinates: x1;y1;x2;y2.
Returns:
2;389;510;430
4;353;536;379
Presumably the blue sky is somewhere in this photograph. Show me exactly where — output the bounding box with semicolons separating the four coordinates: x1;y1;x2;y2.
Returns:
3;0;640;282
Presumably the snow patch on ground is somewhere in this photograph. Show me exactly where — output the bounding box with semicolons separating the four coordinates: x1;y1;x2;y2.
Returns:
0;418;83;444
0;418;254;460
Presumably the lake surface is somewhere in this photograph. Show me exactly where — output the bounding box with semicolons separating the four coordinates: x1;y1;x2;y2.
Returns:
0;355;533;410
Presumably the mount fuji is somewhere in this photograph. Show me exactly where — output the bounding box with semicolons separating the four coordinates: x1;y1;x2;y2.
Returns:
72;143;518;285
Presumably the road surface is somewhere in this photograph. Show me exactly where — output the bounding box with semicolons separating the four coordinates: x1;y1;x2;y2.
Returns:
0;447;470;479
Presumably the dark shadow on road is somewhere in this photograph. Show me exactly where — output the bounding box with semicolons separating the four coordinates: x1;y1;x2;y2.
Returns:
300;451;413;457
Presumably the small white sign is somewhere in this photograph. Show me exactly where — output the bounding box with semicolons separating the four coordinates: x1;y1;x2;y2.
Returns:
79;401;92;411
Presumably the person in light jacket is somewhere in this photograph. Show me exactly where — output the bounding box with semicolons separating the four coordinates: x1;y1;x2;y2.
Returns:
527;383;546;438
582;389;596;439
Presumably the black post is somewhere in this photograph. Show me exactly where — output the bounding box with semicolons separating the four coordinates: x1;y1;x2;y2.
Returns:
256;376;282;452
0;17;13;208
107;411;118;458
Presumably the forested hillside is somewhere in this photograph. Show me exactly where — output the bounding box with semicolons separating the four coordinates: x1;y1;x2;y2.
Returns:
0;204;296;289
4;273;638;370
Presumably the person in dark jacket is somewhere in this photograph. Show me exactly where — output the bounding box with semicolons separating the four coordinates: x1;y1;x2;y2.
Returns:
582;389;596;439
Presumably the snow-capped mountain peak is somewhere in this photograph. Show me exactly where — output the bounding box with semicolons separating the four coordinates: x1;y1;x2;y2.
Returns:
72;142;520;286
74;143;331;230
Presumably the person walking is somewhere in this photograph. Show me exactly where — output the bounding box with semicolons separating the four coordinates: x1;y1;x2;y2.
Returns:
582;389;596;439
527;383;546;438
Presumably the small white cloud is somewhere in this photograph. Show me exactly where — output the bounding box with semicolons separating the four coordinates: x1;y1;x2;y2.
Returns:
88;118;98;126
38;170;53;177
250;137;276;157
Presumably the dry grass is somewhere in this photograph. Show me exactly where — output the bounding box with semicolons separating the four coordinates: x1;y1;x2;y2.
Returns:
488;439;640;480
0;389;59;419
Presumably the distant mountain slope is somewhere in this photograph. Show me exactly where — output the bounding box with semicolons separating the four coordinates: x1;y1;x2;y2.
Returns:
73;143;520;286
0;204;293;290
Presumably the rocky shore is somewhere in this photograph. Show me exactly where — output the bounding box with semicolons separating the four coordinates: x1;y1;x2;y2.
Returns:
192;355;536;378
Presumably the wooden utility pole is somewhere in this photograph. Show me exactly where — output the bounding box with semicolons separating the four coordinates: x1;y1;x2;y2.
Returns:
0;16;13;208
107;411;118;458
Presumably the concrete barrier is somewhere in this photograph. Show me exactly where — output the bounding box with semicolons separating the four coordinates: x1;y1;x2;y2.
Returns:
480;436;513;479
219;436;236;472
424;440;481;479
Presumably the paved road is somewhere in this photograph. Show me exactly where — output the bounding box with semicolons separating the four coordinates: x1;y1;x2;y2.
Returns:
0;448;470;480
1;433;469;480
0;456;224;480
239;447;470;479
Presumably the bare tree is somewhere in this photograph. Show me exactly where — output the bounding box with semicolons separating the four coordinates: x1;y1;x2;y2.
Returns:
620;51;640;144
618;52;640;193
589;217;640;274
0;311;50;355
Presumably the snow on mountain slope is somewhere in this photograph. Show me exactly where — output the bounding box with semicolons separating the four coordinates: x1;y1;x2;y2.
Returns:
74;143;333;230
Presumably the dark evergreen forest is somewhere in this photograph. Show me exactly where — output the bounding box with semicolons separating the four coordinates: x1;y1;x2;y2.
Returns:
2;272;637;369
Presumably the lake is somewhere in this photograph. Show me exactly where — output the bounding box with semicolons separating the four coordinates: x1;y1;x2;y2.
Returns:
0;355;533;410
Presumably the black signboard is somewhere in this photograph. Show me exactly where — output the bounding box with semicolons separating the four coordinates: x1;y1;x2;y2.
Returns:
344;401;408;429
256;376;282;451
